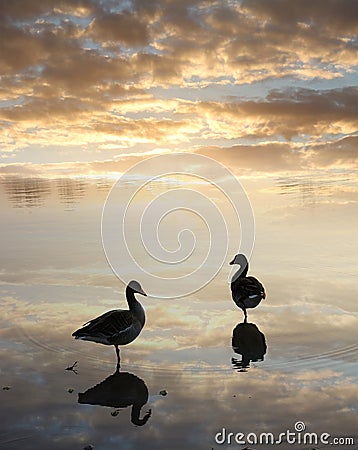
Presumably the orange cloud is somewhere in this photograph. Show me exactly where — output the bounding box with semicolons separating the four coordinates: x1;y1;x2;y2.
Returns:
0;0;356;165
89;11;150;46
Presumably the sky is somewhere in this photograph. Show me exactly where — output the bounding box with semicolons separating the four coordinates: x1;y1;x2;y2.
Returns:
0;0;357;177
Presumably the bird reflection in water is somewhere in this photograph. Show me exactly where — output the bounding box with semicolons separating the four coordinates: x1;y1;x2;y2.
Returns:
78;367;152;426
231;321;267;372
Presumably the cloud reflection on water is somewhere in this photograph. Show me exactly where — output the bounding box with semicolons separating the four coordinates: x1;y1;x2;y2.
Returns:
0;171;357;449
0;345;357;450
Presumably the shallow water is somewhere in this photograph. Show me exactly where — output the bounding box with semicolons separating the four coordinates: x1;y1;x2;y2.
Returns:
0;171;357;450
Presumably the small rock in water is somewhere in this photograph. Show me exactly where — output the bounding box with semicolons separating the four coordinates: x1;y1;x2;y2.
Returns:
111;409;120;417
2;386;11;390
67;388;75;394
159;389;168;396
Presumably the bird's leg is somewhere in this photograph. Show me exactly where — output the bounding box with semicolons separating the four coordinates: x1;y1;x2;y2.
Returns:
115;345;121;371
243;308;247;323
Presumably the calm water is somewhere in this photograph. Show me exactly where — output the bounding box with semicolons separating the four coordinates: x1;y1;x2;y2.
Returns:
0;171;357;450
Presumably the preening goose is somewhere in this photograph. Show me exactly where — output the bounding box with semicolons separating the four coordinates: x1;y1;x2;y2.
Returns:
72;280;147;369
230;254;266;321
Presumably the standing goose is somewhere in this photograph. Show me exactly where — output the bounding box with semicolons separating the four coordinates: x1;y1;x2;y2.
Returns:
72;280;147;369
230;254;266;321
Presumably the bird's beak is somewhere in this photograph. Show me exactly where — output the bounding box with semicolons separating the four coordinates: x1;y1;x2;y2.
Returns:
139;289;147;296
229;259;235;265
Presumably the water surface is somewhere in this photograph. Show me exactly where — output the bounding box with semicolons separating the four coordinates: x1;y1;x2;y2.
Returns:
0;172;357;449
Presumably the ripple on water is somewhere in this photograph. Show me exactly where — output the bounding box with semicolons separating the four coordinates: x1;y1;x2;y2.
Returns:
15;322;358;379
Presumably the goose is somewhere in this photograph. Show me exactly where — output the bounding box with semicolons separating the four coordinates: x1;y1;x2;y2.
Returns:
72;280;147;369
230;254;266;321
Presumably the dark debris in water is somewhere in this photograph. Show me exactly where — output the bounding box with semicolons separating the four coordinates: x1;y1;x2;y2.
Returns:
83;446;94;450
2;386;11;390
67;388;75;394
65;361;78;374
159;389;168;396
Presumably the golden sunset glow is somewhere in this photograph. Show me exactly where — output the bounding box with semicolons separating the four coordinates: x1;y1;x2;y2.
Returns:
0;0;357;175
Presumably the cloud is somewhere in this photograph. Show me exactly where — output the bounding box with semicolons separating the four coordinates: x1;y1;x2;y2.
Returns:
1;0;356;90
196;143;304;172
195;134;358;174
1;85;356;159
241;0;358;32
0;0;99;20
185;87;358;139
0;0;356;163
89;11;150;46
306;135;358;167
42;51;133;94
237;0;358;71
0;134;356;179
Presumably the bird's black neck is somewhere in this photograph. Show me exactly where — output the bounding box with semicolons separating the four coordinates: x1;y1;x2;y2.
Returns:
232;263;248;283
126;286;141;310
243;264;249;277
126;286;145;325
238;264;248;278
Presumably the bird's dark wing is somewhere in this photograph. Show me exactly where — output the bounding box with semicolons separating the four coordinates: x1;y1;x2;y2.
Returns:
72;309;135;338
246;276;265;296
231;276;265;300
